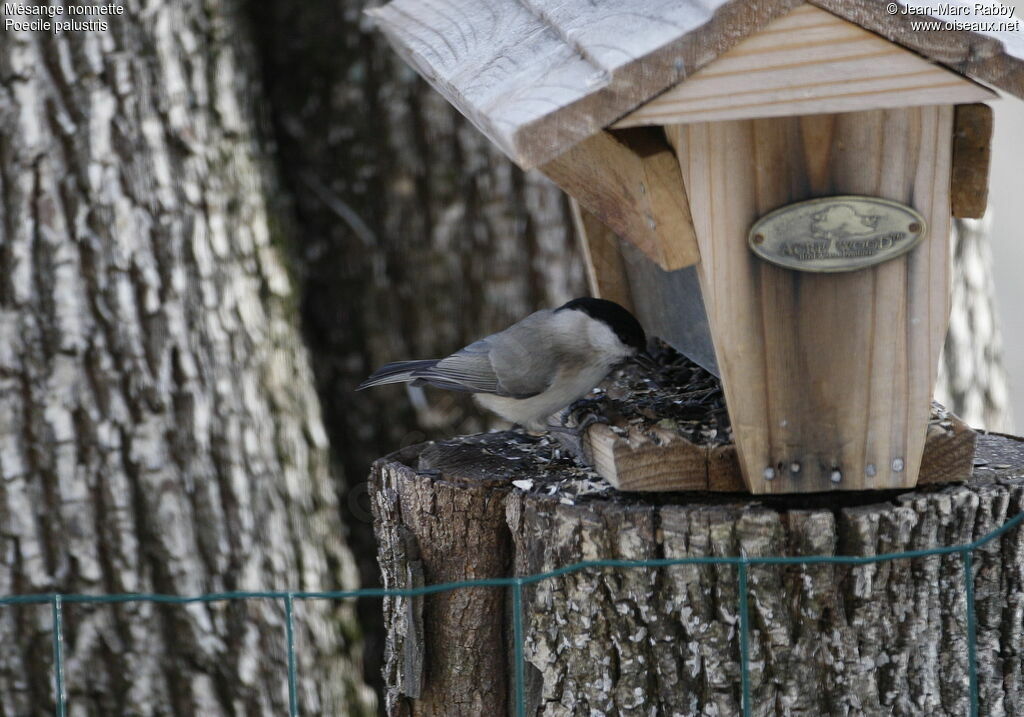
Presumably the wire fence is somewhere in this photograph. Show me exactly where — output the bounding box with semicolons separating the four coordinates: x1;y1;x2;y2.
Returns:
2;509;1022;717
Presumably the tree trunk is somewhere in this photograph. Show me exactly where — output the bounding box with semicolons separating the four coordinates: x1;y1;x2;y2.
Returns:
0;2;373;714
372;432;1024;716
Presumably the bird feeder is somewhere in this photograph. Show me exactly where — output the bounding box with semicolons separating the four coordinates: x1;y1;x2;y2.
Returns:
369;0;1024;494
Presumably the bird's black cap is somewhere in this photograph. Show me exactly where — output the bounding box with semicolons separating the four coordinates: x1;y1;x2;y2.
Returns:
557;297;647;353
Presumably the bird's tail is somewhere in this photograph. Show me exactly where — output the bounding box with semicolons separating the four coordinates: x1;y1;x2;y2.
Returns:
357;359;439;390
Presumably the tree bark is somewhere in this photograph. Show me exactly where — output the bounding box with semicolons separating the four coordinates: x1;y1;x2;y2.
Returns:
372;432;1024;716
0;2;373;714
373;444;513;716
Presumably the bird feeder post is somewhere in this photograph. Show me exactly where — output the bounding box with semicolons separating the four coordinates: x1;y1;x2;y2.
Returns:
371;434;1024;716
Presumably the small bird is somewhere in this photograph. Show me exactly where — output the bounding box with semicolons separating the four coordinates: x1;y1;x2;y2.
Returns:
358;298;648;431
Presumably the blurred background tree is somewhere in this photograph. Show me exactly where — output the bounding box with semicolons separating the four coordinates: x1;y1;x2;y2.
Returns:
937;218;1013;432
0;0;374;713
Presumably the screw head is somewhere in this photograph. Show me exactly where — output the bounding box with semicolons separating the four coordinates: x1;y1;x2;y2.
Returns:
789;462;801;474
763;466;776;481
865;463;877;478
892;457;905;472
753;233;765;244
908;222;921;233
830;469;842;484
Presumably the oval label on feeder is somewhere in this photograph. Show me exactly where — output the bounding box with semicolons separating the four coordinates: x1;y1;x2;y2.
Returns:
748;196;926;273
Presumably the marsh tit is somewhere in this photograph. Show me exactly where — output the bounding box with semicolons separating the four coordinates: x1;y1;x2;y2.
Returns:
358;298;648;431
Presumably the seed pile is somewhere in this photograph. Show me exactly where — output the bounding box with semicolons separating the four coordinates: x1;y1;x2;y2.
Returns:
565;339;732;446
419;342;733;503
416;342;970;503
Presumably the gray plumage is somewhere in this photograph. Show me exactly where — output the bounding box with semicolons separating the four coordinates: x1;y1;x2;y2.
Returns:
357;310;559;397
358;298;647;430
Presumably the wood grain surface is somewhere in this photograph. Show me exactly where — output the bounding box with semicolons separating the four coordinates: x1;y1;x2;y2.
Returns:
951;103;994;218
570;409;976;492
616;4;995;126
370;0;1023;168
667;105;954;493
544;129;700;270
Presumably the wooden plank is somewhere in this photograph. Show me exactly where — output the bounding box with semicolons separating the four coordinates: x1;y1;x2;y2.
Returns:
951;103;994;218
542;128;700;271
581;423;710;491
666;105;954;493
812;0;1024;98
918;410;979;484
616;4;995;127
368;0;805;167
573;409;976;492
569;200;635;312
370;0;1024;169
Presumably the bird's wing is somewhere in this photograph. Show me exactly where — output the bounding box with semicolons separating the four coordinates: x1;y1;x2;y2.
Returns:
416;339;502;394
357;311;562;397
483;311;560;397
410;311;558;398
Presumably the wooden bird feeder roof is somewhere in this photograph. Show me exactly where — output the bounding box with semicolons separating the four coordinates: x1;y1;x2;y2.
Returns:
369;0;1024;168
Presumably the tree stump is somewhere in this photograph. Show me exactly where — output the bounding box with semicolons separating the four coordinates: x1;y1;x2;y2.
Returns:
371;430;1024;716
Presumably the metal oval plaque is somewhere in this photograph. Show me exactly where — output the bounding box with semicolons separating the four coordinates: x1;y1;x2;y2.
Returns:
748;196;926;273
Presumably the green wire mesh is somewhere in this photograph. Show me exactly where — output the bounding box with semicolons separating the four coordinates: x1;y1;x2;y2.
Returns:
2;509;1021;717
